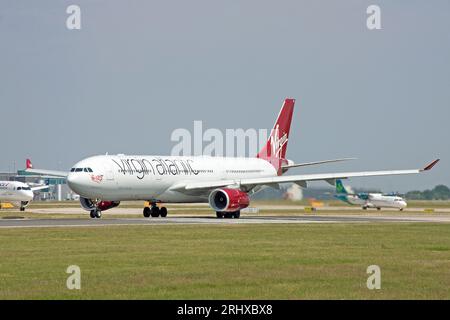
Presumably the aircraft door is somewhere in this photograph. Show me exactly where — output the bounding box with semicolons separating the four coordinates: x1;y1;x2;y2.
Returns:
104;164;115;181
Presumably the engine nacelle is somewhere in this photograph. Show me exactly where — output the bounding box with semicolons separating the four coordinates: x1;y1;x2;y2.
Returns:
79;197;120;212
209;188;250;212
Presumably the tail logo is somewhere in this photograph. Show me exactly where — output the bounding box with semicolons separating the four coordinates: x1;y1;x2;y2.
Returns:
270;124;288;158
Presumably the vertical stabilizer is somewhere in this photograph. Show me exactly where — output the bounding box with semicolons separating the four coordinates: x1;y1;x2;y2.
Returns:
257;98;295;175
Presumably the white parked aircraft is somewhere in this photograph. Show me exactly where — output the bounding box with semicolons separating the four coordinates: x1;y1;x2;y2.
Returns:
0;181;48;211
26;98;439;218
335;179;408;211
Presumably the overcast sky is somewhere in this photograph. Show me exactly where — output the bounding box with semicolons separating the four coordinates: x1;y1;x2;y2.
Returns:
1;0;449;192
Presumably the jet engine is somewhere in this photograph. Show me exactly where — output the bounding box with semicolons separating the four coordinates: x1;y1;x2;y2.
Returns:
79;197;120;212
208;188;250;212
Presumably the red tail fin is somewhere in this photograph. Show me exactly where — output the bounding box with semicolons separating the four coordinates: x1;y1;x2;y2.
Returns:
26;159;33;169
257;98;295;175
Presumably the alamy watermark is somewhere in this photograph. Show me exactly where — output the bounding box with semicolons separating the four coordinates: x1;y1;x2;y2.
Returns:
366;265;381;290
170;121;269;157
65;5;380;31
66;5;81;30
367;5;382;30
66;265;81;290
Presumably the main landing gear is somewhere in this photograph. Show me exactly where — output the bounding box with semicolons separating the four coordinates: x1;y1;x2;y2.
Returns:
361;206;382;211
143;203;168;218
216;211;240;219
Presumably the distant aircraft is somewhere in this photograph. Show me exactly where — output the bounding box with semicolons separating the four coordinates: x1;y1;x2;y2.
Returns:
334;179;407;211
25;98;439;218
0;181;48;211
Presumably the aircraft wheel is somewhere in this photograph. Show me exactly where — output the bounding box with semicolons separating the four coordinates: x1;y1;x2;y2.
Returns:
95;210;102;218
399;208;404;211
362;206;367;210
224;213;233;219
20;207;25;212
233;211;240;219
143;207;151;218
151;206;160;217
216;212;224;218
160;207;168;217
90;210;96;219
377;207;381;211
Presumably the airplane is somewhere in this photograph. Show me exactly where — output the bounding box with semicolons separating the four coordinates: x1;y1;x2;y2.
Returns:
0;180;49;211
25;98;439;219
334;179;408;211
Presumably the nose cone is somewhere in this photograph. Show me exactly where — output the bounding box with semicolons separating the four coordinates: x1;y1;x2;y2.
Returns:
400;201;407;208
67;173;85;195
25;190;34;201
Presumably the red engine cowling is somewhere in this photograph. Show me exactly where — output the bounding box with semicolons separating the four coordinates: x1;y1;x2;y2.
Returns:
79;197;120;212
209;188;250;212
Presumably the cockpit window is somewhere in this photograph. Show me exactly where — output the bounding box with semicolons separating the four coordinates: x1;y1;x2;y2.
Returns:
71;167;93;173
17;187;22;190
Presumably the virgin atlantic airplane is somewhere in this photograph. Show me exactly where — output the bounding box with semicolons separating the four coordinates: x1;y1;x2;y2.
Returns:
26;98;439;218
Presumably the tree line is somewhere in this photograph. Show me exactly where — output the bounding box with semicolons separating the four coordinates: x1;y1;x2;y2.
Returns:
405;185;450;200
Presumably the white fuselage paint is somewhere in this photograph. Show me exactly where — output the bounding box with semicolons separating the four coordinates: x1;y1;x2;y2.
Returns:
346;193;407;209
67;155;278;202
0;181;34;207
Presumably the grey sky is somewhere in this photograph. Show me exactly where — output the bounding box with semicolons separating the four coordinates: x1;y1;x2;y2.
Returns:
0;0;449;192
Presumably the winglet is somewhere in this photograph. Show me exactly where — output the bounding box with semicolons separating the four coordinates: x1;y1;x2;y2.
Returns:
422;159;440;171
26;159;33;169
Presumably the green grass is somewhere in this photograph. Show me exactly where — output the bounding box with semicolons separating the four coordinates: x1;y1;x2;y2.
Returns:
1;223;450;299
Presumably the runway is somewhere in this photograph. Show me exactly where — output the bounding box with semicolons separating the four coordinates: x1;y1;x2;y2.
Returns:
1;214;450;228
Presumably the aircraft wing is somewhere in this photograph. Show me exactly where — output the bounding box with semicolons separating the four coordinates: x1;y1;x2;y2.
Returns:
24;159;68;177
25;168;68;177
31;185;50;191
281;157;356;169
171;159;439;193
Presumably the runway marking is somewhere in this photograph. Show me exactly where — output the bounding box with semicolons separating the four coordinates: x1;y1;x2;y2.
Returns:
1;215;449;229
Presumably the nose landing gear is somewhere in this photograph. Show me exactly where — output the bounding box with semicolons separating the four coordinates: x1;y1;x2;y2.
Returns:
90;209;102;219
20;201;28;212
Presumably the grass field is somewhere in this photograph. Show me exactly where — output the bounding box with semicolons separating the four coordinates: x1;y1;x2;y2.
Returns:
1;223;450;299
